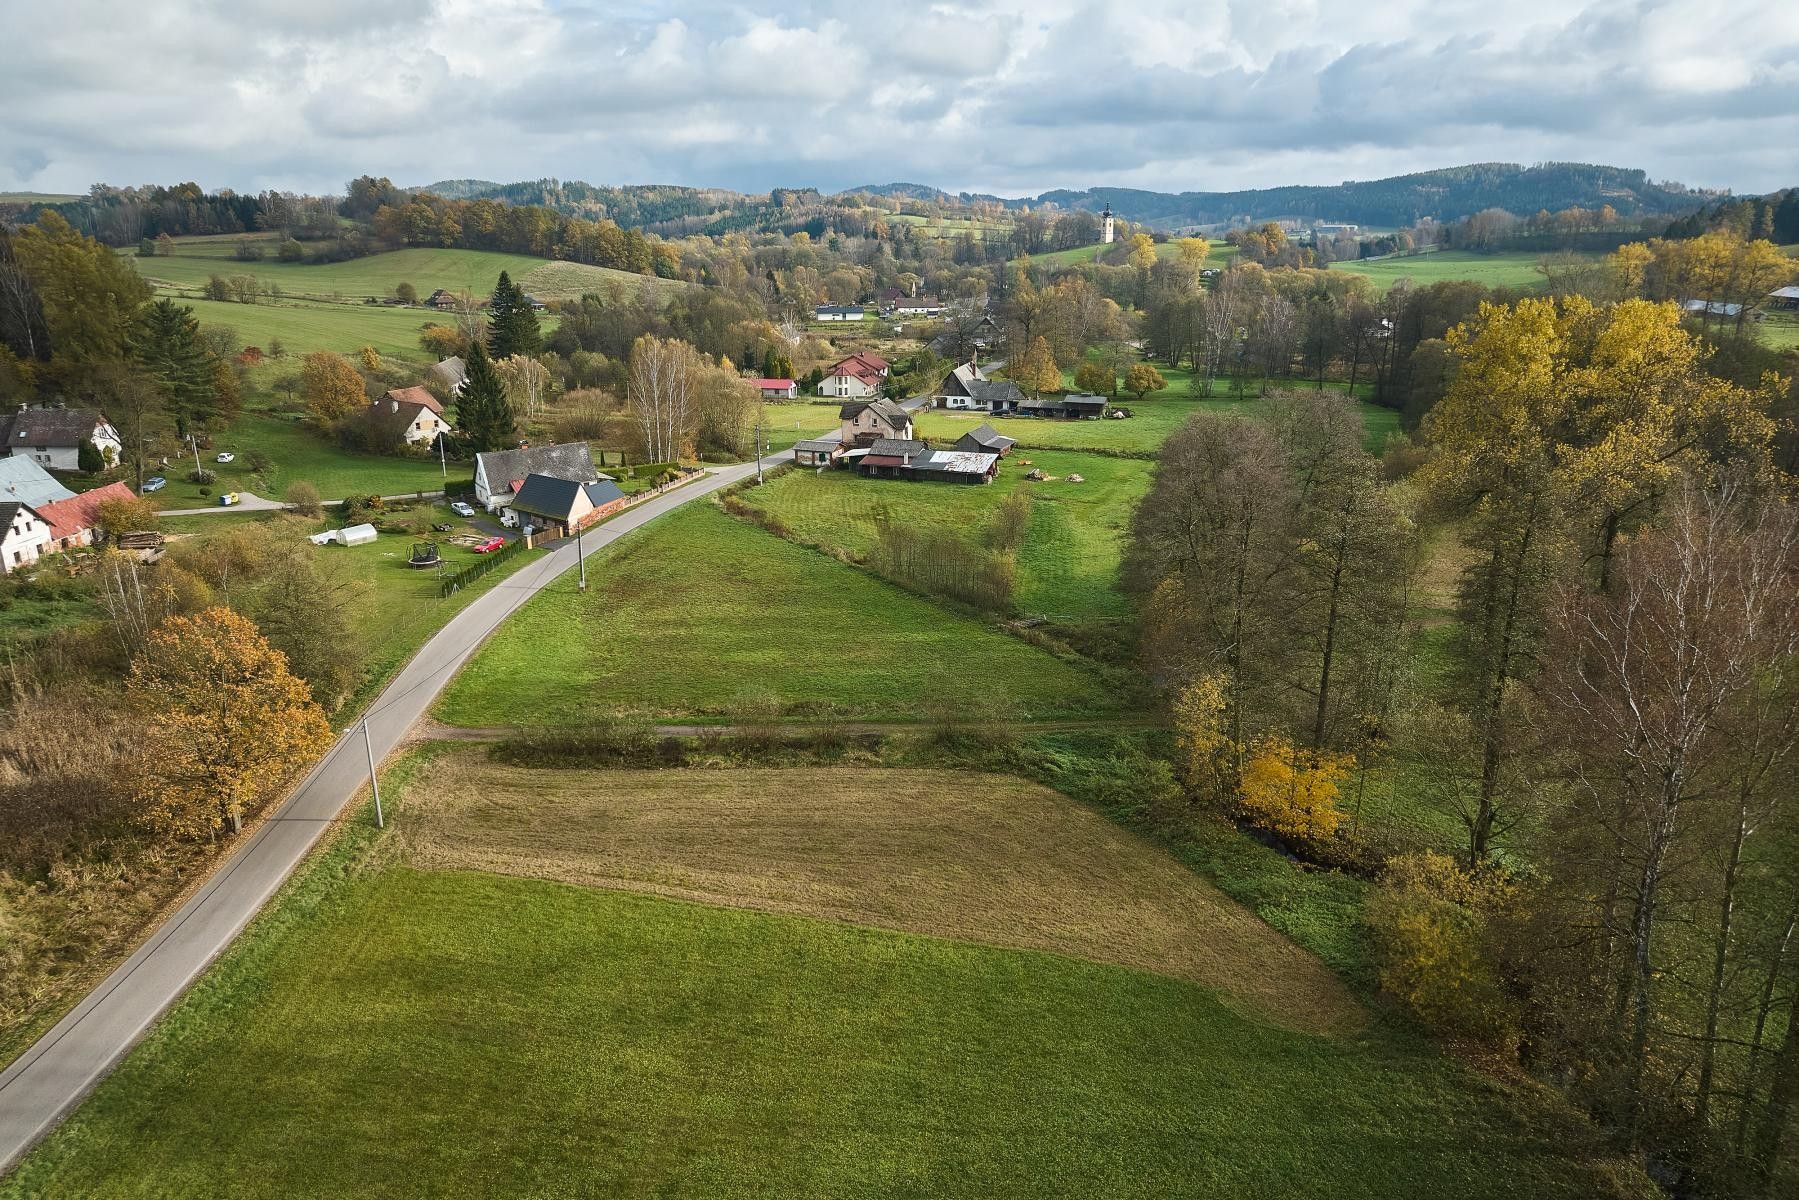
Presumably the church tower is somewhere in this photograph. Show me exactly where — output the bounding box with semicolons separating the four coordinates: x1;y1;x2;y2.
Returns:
1100;202;1115;244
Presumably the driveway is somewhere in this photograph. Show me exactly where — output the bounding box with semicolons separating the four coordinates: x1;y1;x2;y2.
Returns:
0;454;782;1173
156;489;448;517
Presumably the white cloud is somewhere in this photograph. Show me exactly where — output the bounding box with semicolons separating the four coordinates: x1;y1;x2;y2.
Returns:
0;0;1793;198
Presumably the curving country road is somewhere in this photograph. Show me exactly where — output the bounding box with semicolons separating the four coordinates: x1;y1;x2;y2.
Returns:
0;454;783;1174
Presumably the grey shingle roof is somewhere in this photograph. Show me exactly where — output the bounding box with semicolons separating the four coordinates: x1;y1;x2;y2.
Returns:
0;408;106;449
477;442;599;493
793;438;843;453
963;379;1024;404
584;480;626;508
956;423;1016;452
869;438;926;457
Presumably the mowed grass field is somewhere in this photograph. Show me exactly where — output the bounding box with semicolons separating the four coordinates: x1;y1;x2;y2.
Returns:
915;394;1400;455
3;752;1633;1199
746;449;1148;622
434;502;1119;724
150;295;451;362
132;236;683;306
1328;249;1557;293
147;414;465;508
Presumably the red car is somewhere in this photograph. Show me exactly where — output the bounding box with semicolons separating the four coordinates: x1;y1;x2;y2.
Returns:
472;536;507;554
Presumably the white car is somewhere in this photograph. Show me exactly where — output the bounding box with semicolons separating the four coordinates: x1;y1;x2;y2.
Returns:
215;452;235;463
449;500;475;518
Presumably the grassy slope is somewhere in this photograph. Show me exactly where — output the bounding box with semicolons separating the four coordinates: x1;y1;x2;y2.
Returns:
1328;249;1555;293
916;393;1400;455
148;415;465;507
435;502;1119;724
4;753;1620;1199
131;245;548;299
149;296;448;361
745;449;1147;622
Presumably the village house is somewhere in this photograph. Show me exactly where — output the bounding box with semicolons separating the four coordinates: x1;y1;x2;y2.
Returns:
33;481;138;553
748;378;798;399
838;398;914;446
0;501;52;573
0;456;78;509
936;361;1025;413
509;474;629;540
473;441;601;515
814;304;865;322
816;351;890;400
894;297;944;316
426;289;461;311
954;423;1016;457
427;356;469;395
371;386;455;446
0;406;122;472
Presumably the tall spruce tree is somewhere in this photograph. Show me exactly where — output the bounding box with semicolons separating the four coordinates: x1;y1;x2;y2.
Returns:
134;298;219;436
455;342;516;452
487;271;541;359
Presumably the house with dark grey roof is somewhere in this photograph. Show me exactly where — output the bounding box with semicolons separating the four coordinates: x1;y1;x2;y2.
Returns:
0;406;121;472
936;362;1024;413
473;441;601;513
509;472;630;539
427;356;468;394
1020;392;1108;420
838;399;913;447
954;423;1016;456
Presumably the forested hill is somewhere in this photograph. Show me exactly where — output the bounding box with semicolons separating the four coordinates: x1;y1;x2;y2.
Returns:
1027;163;1716;228
415;178;746;228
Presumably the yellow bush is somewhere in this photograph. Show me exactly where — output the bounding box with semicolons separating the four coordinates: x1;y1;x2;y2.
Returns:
1237;735;1351;841
1366;851;1515;1040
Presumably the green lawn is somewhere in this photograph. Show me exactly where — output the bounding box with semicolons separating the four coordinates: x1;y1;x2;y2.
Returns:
1328;249;1557;293
131;244;549;302
3;851;1629;1199
435;502;1119;724
148;414;468;508
746;449;1149;622
915;394;1399;455
150;295;452;362
1758;309;1799;351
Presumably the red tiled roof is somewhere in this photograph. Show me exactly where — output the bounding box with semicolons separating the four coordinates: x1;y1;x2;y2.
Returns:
34;481;136;542
748;378;795;389
381;385;444;415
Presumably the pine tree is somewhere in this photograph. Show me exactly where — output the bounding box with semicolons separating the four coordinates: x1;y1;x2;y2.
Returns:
455;342;516;452
487;271;541;359
134;298;219;436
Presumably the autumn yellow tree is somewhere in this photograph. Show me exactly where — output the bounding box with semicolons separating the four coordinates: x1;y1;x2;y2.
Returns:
129;607;332;838
1124;362;1167;400
1128;232;1158;271
301;351;365;428
1237;734;1352;841
1171;672;1233;802
1006;335;1061;397
1073;360;1114;395
1176;237;1211;267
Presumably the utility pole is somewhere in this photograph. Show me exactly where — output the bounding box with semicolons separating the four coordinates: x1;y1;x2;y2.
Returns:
755;422;765;485
361;719;384;829
576;519;587;593
189;434;202;475
438;432;446;480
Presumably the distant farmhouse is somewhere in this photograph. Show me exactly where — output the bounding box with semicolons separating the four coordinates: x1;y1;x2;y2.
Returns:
427;356;469;394
0;406;121;471
1020;393;1109;420
936;361;1024;414
837;398;914;446
893;297;944;317
814;304;865;322
371;386;455;445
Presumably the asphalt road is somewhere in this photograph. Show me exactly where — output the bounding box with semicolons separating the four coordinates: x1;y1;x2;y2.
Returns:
0;455;779;1174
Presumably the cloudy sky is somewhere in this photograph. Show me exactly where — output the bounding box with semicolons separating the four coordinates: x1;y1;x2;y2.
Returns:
2;0;1796;200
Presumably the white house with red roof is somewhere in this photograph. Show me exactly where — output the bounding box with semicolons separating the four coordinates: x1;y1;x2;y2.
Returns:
748;378;797;399
371;386;455;446
816;351;891;400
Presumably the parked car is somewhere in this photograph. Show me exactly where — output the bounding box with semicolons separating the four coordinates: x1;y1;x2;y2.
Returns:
472;535;506;554
142;476;166;493
218;492;240;507
449;500;475;518
215;451;235;463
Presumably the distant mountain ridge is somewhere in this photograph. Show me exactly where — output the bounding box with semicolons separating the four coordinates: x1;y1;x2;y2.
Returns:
415;163;1726;233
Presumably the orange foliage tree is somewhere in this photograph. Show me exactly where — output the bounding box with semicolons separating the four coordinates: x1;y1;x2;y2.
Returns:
128;607;332;838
